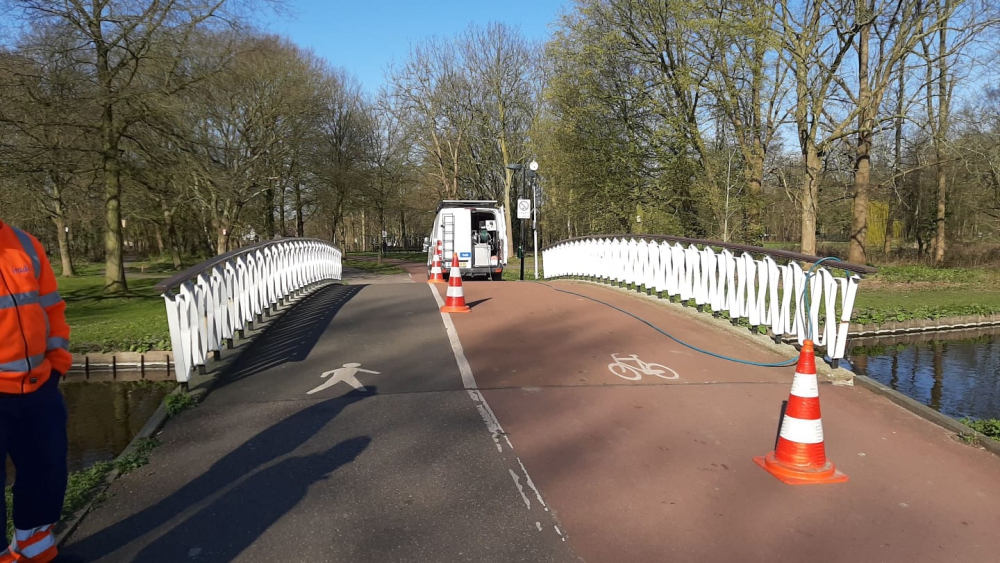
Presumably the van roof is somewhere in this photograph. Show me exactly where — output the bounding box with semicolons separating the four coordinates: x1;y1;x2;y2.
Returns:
436;200;498;212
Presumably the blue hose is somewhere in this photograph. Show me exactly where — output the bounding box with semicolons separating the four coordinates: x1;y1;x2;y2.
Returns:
535;255;845;369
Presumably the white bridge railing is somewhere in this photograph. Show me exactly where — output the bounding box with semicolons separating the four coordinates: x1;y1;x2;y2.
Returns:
155;239;343;382
542;236;876;361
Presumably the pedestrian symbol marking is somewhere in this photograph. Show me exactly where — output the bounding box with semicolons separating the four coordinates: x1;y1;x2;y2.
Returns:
308;363;380;394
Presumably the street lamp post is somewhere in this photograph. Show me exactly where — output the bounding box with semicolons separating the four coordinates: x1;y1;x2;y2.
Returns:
506;160;539;281
529;160;539;279
505;162;525;280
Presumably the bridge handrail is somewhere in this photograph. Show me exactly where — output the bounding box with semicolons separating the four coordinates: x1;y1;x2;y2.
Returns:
156;238;343;382
540;234;877;275
541;235;877;361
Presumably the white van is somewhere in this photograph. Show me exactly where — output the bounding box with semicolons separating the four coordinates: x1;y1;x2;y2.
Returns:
424;200;508;280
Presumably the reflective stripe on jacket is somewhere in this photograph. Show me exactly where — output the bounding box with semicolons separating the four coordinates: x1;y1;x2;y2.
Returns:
0;221;71;394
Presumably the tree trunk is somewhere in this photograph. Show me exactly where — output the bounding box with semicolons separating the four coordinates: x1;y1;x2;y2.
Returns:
800;144;821;256
931;4;950;266
378;208;385;265
744;169;764;246
94;29;126;294
295;182;304;237
50;182;75;277
886;66;904;256
279;184;287;237
400;209;407;252
161;199;182;269
264;186;275;239
933;154;947;264
103;153;126;293
154;223;165;256
882;206;894;254
848;16;872;265
216;224;231;256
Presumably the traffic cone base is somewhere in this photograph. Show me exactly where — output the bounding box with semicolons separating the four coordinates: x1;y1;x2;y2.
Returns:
753;452;848;485
754;340;848;485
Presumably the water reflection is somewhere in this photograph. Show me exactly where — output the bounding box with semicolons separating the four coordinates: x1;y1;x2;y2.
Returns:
5;381;172;485
63;381;174;473
850;328;1000;420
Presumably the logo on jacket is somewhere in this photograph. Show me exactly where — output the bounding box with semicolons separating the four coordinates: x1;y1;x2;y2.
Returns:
12;265;31;275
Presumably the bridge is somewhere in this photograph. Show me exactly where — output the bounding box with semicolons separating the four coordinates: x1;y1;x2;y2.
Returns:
58;236;1000;562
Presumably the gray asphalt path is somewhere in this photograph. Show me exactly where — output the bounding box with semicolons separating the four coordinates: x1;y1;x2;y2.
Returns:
62;282;577;563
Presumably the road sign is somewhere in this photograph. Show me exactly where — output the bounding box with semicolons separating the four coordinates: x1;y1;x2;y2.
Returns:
517;198;531;219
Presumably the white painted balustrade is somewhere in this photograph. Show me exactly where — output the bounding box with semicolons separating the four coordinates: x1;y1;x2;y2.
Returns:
542;237;865;360
157;239;342;382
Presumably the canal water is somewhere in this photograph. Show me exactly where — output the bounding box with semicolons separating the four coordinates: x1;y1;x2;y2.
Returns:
5;380;173;485
849;327;1000;421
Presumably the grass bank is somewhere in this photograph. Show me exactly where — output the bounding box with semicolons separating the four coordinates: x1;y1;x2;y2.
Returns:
56;264;171;353
852;265;1000;326
963;418;1000;441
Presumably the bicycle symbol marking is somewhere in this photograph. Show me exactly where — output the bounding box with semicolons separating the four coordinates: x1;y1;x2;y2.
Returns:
607;354;679;381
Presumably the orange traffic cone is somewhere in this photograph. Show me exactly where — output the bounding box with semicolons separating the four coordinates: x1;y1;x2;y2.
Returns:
428;241;446;284
753;340;848;485
440;253;471;313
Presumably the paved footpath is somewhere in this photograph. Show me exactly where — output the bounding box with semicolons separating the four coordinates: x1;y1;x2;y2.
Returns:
64;266;1000;562
62;279;576;562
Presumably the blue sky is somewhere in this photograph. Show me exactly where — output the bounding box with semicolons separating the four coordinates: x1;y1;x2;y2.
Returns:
261;0;571;94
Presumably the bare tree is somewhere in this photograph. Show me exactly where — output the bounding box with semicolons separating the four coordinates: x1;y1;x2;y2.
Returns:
390;37;475;200
4;0;269;293
460;22;538;257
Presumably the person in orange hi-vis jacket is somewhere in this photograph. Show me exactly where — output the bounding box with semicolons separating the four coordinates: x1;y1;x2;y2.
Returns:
0;220;71;563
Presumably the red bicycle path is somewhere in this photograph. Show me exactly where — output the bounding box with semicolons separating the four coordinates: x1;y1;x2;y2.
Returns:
420;269;1000;563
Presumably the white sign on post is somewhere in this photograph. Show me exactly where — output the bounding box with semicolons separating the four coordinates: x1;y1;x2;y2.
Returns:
517;198;531;219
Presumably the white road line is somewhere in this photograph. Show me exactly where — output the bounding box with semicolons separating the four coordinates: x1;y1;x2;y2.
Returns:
519;458;548;510
430;284;478;389
509;469;532;509
429;283;562;539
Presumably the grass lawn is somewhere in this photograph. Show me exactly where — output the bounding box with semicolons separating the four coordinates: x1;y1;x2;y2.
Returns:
345;251;428;262
58;273;171;353
851;265;1000;325
502;254;542;281
342;257;406;275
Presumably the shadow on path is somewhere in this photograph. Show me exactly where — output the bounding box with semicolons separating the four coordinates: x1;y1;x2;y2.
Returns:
217;283;363;387
62;390;376;561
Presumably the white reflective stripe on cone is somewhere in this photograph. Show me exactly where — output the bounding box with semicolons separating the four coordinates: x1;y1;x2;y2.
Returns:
16;535;55;559
13;525;50;542
446;287;463;297
789;372;819;398
778;415;824;444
